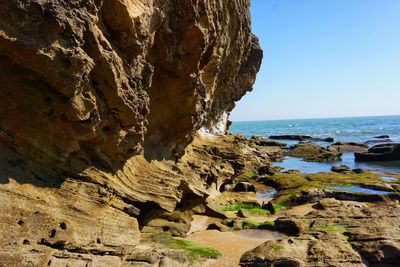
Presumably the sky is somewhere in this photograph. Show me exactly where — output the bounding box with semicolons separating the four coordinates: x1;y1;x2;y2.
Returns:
230;0;400;121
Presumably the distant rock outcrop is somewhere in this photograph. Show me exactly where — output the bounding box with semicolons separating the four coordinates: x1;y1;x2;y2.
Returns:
355;143;400;161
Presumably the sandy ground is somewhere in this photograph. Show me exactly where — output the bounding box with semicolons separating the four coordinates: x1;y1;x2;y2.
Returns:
185;202;317;266
187;229;279;267
280;203;315;217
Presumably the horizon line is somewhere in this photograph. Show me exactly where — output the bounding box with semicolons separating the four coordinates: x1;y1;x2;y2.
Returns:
231;114;400;123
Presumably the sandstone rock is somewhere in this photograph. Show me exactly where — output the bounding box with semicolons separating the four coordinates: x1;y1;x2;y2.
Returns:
257;165;277;176
0;0;262;265
206;222;232;232
251;136;287;148
240;239;308;267
287;143;342;162
274;218;305;236
294;188;327;204
0;0;262;170
317;198;343;210
233;182;256;193
355;143;400;161
242;202;400;267
329;142;368;153
331;165;351;173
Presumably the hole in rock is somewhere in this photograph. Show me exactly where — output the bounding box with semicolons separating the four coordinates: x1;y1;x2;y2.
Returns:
49;229;56;238
59;222;67;230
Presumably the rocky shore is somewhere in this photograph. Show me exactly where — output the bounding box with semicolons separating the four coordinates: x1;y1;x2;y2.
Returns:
0;1;399;266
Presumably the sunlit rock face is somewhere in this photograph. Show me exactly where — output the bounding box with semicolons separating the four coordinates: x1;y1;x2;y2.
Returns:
0;0;262;169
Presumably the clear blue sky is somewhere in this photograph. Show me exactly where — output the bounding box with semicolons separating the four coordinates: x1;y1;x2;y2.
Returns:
230;0;400;121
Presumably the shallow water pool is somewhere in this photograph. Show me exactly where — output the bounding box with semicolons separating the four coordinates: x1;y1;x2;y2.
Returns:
326;185;391;195
256;190;277;199
381;176;399;182
274;153;400;174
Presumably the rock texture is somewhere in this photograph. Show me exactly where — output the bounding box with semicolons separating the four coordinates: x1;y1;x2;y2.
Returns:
287;143;342;162
329;142;368;153
241;202;400;267
0;0;261;170
0;0;262;265
355;143;400;162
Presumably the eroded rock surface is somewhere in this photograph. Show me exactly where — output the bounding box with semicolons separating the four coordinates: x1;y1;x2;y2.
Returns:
241;202;400;267
0;0;261;170
355;143;400;162
0;0;262;265
287;143;342;162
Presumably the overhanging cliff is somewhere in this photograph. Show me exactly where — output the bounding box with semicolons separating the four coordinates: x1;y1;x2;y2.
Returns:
0;0;262;169
0;0;263;265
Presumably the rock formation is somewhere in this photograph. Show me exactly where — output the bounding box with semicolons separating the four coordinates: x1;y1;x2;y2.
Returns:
240;202;400;267
355;143;400;161
0;0;261;169
0;0;262;265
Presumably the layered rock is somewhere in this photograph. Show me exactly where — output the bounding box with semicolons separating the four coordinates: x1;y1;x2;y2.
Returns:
240;202;400;267
0;0;262;264
0;0;261;170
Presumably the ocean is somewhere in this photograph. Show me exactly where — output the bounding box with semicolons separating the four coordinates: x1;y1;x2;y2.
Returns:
229;115;400;173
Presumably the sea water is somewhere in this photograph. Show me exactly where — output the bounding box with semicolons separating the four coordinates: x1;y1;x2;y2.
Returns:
229;115;400;173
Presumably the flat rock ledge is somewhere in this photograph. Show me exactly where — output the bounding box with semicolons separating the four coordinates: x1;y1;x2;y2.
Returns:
240;201;400;267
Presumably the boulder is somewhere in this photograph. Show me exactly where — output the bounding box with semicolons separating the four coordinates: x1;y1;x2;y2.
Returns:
317;198;343;210
274;218;305;236
269;135;313;141
287;143;342;162
257;165;276;176
262;201;276;214
329;142;368;153
251;136;287;148
374;135;390;139
269;135;334;143
355;143;400;161
242;202;400;267
331;165;351;173
293;188;327;204
240;239;307;267
365;139;393;144
352;168;366;174
207;222;231;232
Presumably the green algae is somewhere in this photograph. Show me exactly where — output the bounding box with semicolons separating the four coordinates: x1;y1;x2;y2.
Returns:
153;232;221;263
